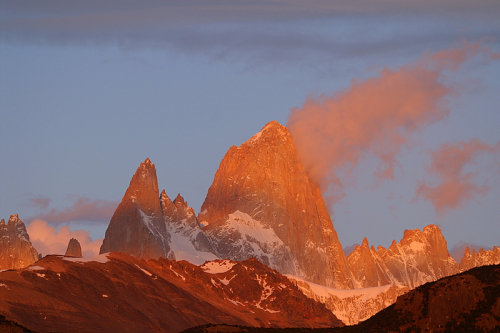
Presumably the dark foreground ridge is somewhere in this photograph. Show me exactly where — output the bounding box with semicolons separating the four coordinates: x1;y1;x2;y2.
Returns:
182;264;500;333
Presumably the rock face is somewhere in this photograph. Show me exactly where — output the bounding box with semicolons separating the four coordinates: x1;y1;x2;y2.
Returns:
347;225;459;289
100;158;170;260
64;238;82;258
0;215;39;270
351;264;500;332
100;158;216;263
460;246;500;272
0;253;343;333
198;121;353;289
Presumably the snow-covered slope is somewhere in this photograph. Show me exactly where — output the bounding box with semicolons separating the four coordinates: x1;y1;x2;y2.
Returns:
287;275;409;325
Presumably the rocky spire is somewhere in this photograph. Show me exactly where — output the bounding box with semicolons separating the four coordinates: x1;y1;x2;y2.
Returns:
459;246;500;272
0;214;39;269
347;224;459;289
100;158;171;260
64;238;82;258
198;120;353;289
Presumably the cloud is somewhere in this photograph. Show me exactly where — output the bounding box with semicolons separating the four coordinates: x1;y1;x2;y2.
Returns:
27;219;103;257
26;194;52;211
416;139;500;215
287;40;500;207
1;1;498;69
28;196;119;225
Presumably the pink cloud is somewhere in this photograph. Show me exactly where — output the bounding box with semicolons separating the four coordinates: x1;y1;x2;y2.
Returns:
287;39;499;207
27;219;103;257
417;139;500;215
29;196;119;225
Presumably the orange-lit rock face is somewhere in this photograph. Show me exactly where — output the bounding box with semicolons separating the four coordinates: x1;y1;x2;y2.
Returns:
199;121;353;289
348;224;459;289
64;238;82;258
100;158;171;260
460;246;500;271
0;214;39;270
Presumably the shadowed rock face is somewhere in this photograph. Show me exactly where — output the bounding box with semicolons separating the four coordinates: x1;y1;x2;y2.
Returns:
347;225;459;289
100;158;171;260
0;253;343;333
0;215;38;270
198;121;353;289
64;238;82;258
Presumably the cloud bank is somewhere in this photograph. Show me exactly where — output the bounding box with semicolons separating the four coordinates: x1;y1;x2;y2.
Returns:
27;219;103;257
288;40;500;208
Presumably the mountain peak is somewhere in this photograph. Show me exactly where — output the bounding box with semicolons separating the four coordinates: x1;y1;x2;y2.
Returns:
199;121;353;288
0;215;39;269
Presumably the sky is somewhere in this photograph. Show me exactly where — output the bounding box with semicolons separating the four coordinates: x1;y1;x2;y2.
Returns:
1;1;500;261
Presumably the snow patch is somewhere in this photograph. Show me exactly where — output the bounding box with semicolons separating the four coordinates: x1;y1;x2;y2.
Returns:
201;260;236;274
0;283;10;290
166;220;218;265
135;264;153;277
408;241;426;252
286;275;395;302
27;265;45;271
63;253;110;264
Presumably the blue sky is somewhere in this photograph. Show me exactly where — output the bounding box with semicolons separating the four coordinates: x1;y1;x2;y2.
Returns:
1;1;499;259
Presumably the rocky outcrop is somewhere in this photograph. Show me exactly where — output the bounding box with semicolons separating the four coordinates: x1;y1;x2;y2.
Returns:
0;253;343;333
100;158;171;260
0;215;39;270
347;225;459;289
198;121;353;289
460;246;500;272
64;238;82;258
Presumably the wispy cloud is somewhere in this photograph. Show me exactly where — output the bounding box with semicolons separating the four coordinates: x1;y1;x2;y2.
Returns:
287;40;500;208
27;195;118;225
417;139;500;215
27;219;103;257
26;194;52;211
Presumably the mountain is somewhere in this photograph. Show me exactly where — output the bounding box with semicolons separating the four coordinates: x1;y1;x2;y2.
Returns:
347;224;459;289
0;215;39;270
100;159;216;263
198;121;353;289
64;238;82;258
0;252;343;333
460;246;500;272
100;158;171;260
